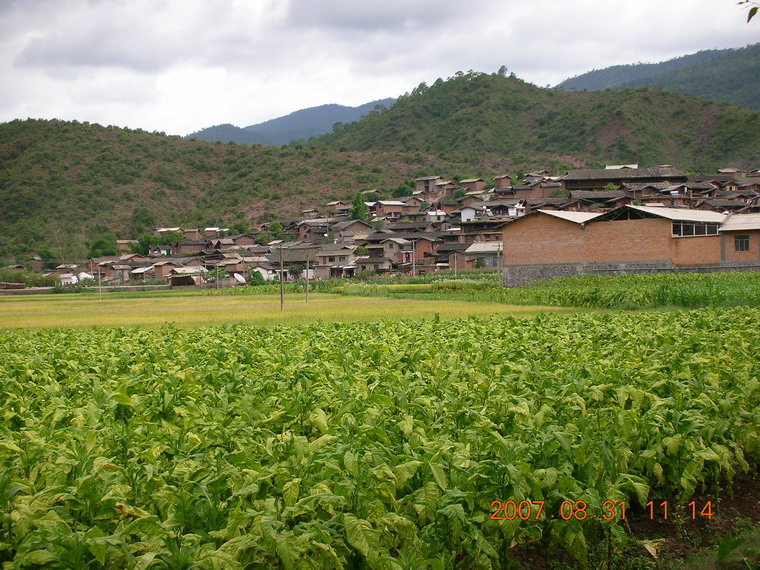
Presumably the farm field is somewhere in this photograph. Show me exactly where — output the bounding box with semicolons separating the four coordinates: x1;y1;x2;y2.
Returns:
0;291;573;329
1;307;758;567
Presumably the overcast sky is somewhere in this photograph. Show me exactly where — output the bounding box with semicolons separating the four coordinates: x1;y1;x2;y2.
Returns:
1;0;757;136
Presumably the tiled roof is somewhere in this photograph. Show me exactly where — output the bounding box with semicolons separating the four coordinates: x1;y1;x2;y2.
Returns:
563;167;688;181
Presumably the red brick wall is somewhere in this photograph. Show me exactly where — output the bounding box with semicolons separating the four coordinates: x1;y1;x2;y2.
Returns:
502;214;722;266
724;230;760;262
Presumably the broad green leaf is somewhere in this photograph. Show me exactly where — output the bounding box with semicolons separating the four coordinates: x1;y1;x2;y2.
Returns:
343;513;376;560
110;392;133;406
283;478;300;507
344;450;359;477
393;460;422;487
429;462;448;490
309;408;329;434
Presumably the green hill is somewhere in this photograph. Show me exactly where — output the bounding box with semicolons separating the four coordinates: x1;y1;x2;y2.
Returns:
313;71;760;169
0;119;510;258
2;72;760;260
555;44;760;111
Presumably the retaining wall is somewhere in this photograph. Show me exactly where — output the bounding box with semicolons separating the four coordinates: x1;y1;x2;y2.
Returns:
502;260;760;287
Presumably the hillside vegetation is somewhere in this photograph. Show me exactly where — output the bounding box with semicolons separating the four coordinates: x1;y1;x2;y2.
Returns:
0;119;509;258
555;43;760;111
2;72;760;258
314;71;760;169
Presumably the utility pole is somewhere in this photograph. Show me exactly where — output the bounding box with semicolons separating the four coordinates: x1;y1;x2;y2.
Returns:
411;239;416;276
497;240;503;284
279;243;284;312
305;252;309;303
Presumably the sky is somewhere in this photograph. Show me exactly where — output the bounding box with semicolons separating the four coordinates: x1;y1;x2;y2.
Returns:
0;0;757;136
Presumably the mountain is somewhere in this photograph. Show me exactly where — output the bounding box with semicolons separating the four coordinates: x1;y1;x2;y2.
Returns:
2;72;760;259
555;43;760;111
313;71;760;169
187;99;396;146
0;119;508;258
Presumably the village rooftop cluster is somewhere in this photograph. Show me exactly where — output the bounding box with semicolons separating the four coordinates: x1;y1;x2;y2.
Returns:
30;164;760;288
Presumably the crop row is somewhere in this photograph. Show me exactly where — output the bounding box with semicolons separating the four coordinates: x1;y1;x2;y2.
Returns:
1;309;758;567
341;271;760;309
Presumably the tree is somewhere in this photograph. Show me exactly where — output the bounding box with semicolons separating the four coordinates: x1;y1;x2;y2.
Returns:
132;231;184;255
288;264;305;279
87;234;118;258
349;193;368;221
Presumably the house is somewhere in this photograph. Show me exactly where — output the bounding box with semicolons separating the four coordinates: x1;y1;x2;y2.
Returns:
331;219;373;241
355;255;394;274
130;265;156;281
480;199;525;218
438;243;471;271
152;259;198;281
460;178;486;194
695;200;751;213
380;237;412;263
395;235;440;274
314;244;358;279
375;201;406;220
116;240;138;252
206;237;237;251
456;205;488;223
511;178;564;200
463;241;503;269
269;243;322;278
500;206;733;285
493;174;512;190
718;213;760;263
174;239;207;255
570;190;629;211
297;219;331;242
148;244;172;257
327;201;348;215
169;266;207;287
415;176;441;195
400;196;426;211
562;166;689;191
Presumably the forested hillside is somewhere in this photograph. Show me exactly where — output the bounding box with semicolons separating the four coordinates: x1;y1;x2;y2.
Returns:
2;71;760;259
0;119;509;258
314;71;760;169
555;44;760;111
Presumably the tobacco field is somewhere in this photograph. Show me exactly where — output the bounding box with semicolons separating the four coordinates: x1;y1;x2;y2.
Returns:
1;308;758;568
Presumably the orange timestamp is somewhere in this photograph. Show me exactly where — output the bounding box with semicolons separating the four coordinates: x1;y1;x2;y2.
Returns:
490;500;626;521
646;500;713;520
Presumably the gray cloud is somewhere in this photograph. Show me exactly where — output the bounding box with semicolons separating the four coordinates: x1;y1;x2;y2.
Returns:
0;0;756;135
285;0;488;32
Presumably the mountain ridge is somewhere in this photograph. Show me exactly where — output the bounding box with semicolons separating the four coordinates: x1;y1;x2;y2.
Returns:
187;99;396;146
554;43;760;111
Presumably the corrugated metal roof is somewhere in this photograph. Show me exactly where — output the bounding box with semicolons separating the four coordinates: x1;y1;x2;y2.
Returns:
719;213;760;232
465;242;502;254
537;210;603;223
627;205;727;222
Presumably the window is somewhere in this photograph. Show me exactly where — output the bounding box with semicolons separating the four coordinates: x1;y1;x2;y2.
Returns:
328;256;335;263
672;222;719;237
735;235;750;252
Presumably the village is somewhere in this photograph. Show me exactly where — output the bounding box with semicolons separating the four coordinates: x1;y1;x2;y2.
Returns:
30;164;760;289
